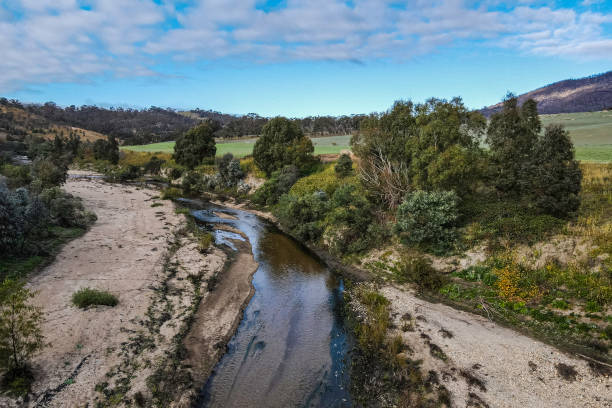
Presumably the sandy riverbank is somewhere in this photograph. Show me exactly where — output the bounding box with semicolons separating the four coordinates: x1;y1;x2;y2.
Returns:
380;284;611;408
0;173;258;407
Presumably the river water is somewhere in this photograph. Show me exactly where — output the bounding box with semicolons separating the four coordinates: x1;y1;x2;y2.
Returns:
188;203;352;408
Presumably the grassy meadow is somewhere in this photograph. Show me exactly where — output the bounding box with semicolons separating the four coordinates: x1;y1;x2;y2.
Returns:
122;135;352;157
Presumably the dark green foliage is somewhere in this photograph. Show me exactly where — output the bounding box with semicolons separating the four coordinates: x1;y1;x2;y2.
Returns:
161;187;182;200
218;153;244;187
173;122;217;169
395;255;448;292
31;157;67;188
39;187;96;228
394;190;459;250
144;156;165;175
0;164;32;189
353;98;485;207
253;165;300;205
276;192;329;242
72;287;118;308
334;153;353;177
487;97;581;217
323;184;380;254
0;279;45;396
181;171;200;194
532;125;582;217
487;95;540;195
253;117;314;176
93;136;119;164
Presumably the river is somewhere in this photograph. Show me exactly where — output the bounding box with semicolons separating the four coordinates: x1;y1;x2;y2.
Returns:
187;203;352;408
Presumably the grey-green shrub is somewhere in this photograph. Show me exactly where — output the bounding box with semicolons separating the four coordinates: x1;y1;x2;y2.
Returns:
394;190;459;249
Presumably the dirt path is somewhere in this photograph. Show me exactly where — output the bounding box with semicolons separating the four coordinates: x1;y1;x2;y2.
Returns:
381;285;612;408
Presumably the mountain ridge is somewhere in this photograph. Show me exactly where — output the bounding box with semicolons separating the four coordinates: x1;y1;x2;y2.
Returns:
481;71;612;116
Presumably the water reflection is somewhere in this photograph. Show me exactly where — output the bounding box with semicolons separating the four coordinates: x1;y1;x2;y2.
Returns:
183;201;351;408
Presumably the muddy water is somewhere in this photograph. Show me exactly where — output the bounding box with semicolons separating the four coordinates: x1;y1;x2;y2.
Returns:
189;203;351;408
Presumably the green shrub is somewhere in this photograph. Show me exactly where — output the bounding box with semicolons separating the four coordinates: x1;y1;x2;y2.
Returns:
289;165;345;197
0;164;32;189
218;153;244;187
253;165;300;205
334;153;353;177
72;288;118;308
275;193;329;242
197;232;214;253
394;190;459;251
161;187;182;200
395;255;448;292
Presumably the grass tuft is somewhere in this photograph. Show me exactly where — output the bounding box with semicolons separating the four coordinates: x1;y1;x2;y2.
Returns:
72;288;118;309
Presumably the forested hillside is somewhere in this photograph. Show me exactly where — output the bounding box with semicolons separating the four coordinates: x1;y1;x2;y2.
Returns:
482;71;612;116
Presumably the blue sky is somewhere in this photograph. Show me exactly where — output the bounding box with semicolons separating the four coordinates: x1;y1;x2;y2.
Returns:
1;0;611;117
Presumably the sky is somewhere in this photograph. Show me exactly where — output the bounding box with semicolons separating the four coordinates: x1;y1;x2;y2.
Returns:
0;0;611;117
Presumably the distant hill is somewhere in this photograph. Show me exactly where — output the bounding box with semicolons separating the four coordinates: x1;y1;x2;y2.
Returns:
481;71;612;116
0;102;107;143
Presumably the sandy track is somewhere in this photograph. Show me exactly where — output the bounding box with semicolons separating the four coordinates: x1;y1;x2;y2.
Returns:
381;285;612;408
24;175;183;407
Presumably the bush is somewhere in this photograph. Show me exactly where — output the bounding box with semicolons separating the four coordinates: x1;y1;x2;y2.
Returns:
72;287;118;308
322;183;379;254
0;279;45;395
93;136;119;164
253;165;300;205
395;255;447;292
39;187;96;228
161;187;182;200
289;165;345;197
394;190;459;251
31;158;67;188
0;164;32;189
275;193;329;242
334;153;353;177
181;171;201;194
218;153;244;187
144;156;166;175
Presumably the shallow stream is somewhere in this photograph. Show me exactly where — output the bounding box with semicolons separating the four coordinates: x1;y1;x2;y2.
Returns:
186;202;352;408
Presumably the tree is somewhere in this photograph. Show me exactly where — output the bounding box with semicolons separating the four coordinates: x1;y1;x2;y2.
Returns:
92;136;119;164
334;153;353;177
353;98;485;207
486;94;540;195
532;125;582;217
0;279;46;389
253;117;314;176
173;122;217;169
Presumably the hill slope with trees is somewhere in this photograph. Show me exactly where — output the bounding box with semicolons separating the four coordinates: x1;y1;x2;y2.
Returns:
482;71;612;116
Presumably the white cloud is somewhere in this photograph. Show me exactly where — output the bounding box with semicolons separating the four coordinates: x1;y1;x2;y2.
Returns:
0;0;610;92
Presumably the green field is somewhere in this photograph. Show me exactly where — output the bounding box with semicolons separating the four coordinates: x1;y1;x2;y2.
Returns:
541;111;612;145
122;135;352;158
123;112;612;162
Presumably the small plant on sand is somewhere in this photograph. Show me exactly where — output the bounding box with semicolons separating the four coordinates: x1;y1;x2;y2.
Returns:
161;187;182;200
197;232;214;253
0;279;46;396
72;288;118;309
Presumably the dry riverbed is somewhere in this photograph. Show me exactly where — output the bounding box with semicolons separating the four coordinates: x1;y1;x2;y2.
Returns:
0;172;258;407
